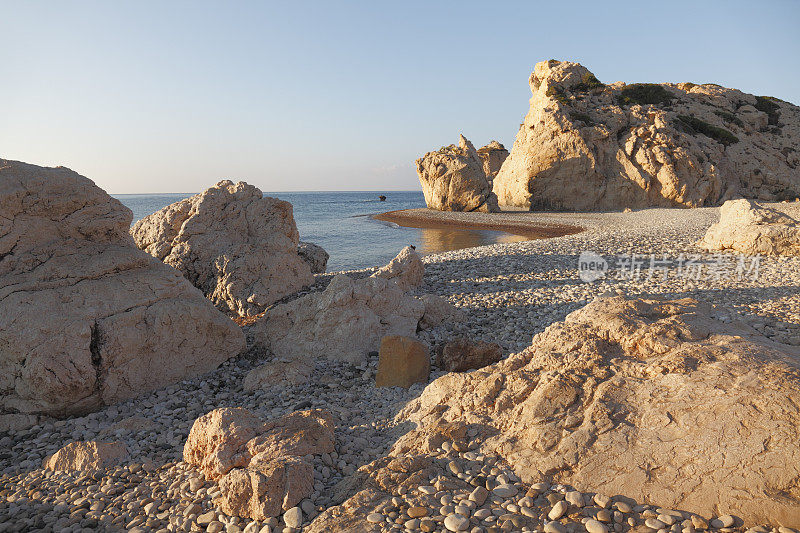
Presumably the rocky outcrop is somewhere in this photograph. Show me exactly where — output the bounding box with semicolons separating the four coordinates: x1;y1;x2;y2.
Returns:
374;336;430;388
435;337;502;372
183;407;334;520
298;242;329;274
416;135;500;212
43;441;129;471
370;245;424;291
396;296;800;526
131;181;314;317
0;160;245;425
698;199;800;255
493;60;800;211
476;141;509;181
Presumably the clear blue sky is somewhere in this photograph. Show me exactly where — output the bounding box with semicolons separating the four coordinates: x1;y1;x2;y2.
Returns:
2;0;798;193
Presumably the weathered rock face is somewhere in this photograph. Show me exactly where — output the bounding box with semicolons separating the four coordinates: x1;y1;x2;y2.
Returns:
493;60;800;211
183;407;334;520
43;441;129;471
416;135;500;212
131;181;314;317
476;141;509;181
435;337;502;372
256;274;426;365
0;160;245;425
397;296;800;526
298;241;329;274
374;335;430;388
370;245;424;291
698;199;800;255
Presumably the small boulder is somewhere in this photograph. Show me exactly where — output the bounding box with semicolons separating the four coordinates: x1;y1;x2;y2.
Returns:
375;335;430;388
371;246;425;291
697;198;800;255
419;294;463;330
243;359;313;390
44;441;129;471
298;242;329;274
436;338;503;372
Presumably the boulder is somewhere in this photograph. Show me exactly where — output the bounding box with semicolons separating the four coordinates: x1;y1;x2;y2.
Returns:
43;441;129;471
298;241;329;274
435;338;502;372
370;245;425;291
183;407;334;520
697;198;800;255
416;135;500;212
493;60;800;211
131;181;313;317
476;141;509;180
255;274;426;365
418;294;463;330
243;359;313;390
397;296;800;526
375;335;430;388
0;160;245;424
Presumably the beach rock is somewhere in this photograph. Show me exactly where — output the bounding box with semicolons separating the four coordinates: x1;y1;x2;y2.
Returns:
0;160;245;423
131;180;313;317
243;359;313;390
255;274;426;365
43;441;129;471
697;198;800;255
375;335;430;388
477;140;510;180
370;245;424;290
298;241;329;274
419;294;463;330
436;337;502;372
493;59;800;210
416;135;500;212
397;296;800;526
183;407;335;480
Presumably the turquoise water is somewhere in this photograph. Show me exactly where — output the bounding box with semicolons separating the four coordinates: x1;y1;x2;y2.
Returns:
114;191;527;271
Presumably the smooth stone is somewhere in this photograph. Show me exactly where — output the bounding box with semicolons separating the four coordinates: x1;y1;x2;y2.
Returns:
367;513;383;523
549;500;568;520
646;519;666;530
469;486;489;505
283;507;302;529
408;507;428;518
586;520;608;533
545;522;567;533
492;484;518;498
444;513;470;532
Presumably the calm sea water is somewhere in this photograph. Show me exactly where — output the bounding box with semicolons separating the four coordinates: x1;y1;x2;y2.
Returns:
114;191;527;271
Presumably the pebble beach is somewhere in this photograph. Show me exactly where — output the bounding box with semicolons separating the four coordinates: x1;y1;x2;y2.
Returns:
3;204;800;533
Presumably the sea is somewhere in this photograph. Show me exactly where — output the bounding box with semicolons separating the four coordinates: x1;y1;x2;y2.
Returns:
114;191;528;271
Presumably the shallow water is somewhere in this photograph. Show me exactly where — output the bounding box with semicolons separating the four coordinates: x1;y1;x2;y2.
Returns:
114;191;531;271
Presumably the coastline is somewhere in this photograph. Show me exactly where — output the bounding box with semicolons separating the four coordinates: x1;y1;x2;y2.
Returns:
372;207;584;239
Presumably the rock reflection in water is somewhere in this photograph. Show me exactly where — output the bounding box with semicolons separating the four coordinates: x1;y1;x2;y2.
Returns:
413;227;529;255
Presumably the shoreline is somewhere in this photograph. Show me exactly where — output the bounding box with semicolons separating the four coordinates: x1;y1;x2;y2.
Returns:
372;208;584;239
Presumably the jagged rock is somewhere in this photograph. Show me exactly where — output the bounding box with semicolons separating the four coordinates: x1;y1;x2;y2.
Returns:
370;246;424;291
243;359;313;390
255;274;426;365
698;199;800;255
476;141;509;180
375;335;430;388
435;338;502;372
183;407;334;520
397;296;800;526
418;294;463;330
131;181;313;317
493;60;800;211
43;441;129;471
298;241;329;274
0;160;245;423
416;135;500;212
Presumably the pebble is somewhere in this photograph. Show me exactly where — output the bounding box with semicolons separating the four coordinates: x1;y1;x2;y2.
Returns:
492;484;518;498
586;519;609;533
283;507;302;528
444;513;470;532
549;500;568;520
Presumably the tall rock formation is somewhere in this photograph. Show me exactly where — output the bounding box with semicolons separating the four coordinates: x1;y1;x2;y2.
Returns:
131;181;314;318
493;60;800;211
416;135;500;212
0;160;245;428
476;140;509;181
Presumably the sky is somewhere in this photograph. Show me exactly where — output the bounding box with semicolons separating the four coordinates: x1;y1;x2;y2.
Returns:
2;1;799;194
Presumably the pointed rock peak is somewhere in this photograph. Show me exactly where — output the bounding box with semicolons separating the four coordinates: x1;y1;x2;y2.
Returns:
530;59;597;93
458;134;477;154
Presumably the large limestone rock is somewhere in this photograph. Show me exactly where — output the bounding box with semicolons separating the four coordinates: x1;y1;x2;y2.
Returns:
397;296;800;526
0;160;245;425
370;245;424;291
183;407;334;520
374;335;430;388
698;198;800;255
494;60;800;211
43;441;129;471
131;181;314;317
416;135;500;212
435;337;502;372
476;140;509;180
